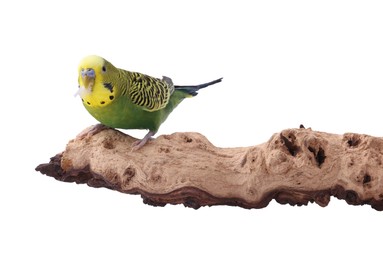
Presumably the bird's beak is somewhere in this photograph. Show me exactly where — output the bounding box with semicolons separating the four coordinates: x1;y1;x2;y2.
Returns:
81;68;95;89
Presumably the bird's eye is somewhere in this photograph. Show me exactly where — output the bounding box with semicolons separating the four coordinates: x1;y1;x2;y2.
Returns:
102;66;106;72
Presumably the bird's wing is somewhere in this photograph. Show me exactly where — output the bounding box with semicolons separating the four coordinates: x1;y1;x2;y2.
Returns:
128;72;174;112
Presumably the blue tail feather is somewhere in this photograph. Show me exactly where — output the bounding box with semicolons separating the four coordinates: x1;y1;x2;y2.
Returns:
174;78;223;96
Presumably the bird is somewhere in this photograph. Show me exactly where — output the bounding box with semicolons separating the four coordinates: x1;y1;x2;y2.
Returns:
76;55;222;150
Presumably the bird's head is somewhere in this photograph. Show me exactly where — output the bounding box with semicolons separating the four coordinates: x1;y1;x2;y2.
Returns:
77;55;109;91
76;55;118;107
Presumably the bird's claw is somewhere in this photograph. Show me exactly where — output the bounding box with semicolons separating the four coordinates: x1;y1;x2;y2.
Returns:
131;137;154;151
130;130;156;151
77;124;110;140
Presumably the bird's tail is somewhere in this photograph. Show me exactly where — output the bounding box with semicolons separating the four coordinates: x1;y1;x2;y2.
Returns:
174;77;223;96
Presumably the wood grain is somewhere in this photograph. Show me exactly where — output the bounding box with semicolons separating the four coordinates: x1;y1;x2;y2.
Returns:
36;127;383;210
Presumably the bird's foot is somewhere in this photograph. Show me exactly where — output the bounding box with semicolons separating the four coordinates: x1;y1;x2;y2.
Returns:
131;131;156;151
77;124;110;140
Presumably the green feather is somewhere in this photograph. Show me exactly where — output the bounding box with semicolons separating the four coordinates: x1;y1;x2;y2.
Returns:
85;88;189;132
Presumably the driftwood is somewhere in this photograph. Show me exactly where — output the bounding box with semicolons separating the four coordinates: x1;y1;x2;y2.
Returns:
35;127;383;210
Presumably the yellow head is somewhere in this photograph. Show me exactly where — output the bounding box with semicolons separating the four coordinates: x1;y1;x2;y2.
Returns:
76;55;119;107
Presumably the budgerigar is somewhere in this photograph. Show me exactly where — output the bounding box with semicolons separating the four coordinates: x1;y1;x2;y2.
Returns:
76;55;222;150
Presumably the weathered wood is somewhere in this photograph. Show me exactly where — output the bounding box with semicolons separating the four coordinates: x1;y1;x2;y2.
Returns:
35;127;383;210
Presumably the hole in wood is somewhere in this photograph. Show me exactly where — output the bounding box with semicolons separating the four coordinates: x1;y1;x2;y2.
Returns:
363;173;371;184
308;146;326;168
184;136;193;143
347;137;360;147
280;133;300;156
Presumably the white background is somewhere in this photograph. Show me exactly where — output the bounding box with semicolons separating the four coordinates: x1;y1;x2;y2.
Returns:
1;0;383;259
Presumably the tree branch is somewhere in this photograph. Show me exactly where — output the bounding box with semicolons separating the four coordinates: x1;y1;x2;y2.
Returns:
35;127;383;210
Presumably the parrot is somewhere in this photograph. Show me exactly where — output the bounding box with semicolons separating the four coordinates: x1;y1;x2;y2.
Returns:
76;55;222;150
